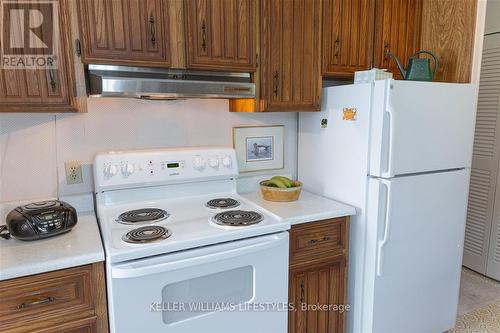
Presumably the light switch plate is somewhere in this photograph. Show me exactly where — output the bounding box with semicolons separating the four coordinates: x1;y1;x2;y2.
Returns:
64;160;83;184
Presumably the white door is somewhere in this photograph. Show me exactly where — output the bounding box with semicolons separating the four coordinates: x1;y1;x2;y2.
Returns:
107;232;289;333
365;169;469;333
369;80;476;178
463;33;500;278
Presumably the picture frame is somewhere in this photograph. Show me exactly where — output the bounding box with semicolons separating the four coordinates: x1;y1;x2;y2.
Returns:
233;125;285;172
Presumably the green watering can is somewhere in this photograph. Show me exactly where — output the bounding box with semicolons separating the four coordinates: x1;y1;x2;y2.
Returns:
387;50;439;81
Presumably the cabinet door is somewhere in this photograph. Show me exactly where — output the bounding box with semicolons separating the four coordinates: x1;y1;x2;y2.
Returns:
420;0;477;83
77;0;170;66
0;0;79;112
185;0;256;71
322;0;375;78
373;0;422;79
260;0;322;111
289;257;347;333
0;67;70;110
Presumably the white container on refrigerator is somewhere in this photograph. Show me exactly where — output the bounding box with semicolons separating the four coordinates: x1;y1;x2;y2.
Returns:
298;79;476;333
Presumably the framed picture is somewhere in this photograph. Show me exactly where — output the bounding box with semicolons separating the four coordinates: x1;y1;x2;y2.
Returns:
233;125;284;172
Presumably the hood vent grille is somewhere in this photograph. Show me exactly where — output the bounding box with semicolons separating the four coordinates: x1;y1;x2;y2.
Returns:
87;64;255;99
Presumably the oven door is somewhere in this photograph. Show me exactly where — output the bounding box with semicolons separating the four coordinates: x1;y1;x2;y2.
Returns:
107;232;289;333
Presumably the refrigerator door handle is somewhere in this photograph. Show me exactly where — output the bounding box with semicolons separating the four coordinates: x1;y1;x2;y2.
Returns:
376;179;392;276
382;104;395;178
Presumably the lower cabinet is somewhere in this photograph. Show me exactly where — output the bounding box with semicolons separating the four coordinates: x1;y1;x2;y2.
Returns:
0;263;108;333
288;217;349;333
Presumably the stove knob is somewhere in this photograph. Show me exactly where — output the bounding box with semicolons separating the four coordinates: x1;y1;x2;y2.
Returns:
193;157;206;170
222;155;232;168
104;164;118;178
208;157;219;169
121;162;135;177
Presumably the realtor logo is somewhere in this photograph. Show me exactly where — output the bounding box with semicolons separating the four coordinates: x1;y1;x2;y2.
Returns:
0;0;59;69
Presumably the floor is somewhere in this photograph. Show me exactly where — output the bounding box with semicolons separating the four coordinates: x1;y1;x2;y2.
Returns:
448;268;500;333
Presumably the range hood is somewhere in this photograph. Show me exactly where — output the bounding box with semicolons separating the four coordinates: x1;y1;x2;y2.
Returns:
87;64;255;99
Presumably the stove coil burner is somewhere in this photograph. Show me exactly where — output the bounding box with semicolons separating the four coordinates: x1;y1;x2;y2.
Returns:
116;208;169;225
212;210;264;227
206;198;240;209
122;226;172;244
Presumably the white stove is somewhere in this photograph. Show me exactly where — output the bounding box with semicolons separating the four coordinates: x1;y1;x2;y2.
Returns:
94;147;290;333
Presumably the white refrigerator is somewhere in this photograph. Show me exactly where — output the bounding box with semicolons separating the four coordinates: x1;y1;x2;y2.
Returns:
298;79;477;333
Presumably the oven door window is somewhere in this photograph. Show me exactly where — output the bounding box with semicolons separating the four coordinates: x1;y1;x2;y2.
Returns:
162;265;254;324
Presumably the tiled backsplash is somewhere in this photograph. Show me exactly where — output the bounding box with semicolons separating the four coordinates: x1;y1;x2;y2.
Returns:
0;98;297;202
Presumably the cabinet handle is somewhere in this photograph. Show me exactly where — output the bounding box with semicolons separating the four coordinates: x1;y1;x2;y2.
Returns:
48;68;56;91
334;37;341;57
201;21;207;52
17;296;55;309
308;239;317;245
149;14;156;47
383;43;391;64
308;236;331;246
300;280;305;304
273;71;279;97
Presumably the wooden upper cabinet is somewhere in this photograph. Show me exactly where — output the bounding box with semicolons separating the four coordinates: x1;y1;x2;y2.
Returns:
0;0;80;112
184;0;256;71
373;0;422;79
322;0;375;78
420;0;477;83
0;67;71;111
77;0;170;66
260;0;322;111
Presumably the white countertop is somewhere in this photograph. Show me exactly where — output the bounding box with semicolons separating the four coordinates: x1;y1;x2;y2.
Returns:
241;190;356;225
0;195;105;281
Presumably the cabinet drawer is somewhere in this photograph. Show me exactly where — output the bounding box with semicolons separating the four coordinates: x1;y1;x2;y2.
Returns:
0;266;95;332
290;217;348;266
33;317;97;333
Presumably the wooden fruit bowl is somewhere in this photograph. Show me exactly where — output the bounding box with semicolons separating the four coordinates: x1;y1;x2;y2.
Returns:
259;180;302;202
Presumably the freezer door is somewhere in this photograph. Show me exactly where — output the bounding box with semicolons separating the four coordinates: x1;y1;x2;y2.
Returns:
369;80;476;177
366;170;469;333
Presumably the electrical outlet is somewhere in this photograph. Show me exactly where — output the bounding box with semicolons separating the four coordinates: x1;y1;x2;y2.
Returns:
65;160;83;185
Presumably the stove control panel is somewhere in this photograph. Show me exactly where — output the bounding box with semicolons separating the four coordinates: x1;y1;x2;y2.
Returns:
94;148;238;191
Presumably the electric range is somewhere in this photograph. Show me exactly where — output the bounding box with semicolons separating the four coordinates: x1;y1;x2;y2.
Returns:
93;147;290;333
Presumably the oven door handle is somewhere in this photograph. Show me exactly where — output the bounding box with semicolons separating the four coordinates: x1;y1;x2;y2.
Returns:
111;232;288;279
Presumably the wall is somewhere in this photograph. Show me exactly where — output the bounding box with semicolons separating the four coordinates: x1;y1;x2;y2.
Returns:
0;98;298;203
485;0;500;35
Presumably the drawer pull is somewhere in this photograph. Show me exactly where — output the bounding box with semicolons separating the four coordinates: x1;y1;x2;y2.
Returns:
308;239;317;245
308;236;331;246
17;296;55;309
